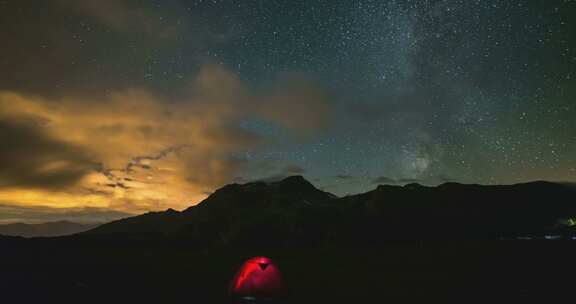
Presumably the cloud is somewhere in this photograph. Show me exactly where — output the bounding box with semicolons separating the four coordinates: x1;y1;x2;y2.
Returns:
397;178;421;184
0;118;96;190
436;174;456;183
284;164;306;174
188;66;332;135
372;175;456;186
56;0;182;38
249;164;307;184
253;74;332;134
373;176;397;184
0;65;331;215
254;174;294;183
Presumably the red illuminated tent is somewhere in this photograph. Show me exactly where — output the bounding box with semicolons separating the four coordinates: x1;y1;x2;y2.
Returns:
229;256;286;300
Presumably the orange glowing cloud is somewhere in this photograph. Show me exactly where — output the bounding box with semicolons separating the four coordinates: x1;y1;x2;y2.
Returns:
0;65;331;217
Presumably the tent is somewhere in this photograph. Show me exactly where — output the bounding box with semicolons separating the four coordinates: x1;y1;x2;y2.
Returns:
229;256;286;300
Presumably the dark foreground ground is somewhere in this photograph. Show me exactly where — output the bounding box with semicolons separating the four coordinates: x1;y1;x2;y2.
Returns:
2;239;575;304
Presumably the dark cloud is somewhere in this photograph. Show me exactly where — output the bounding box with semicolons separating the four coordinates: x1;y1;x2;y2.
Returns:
0;1;190;96
96;145;191;190
397;178;422;184
254;174;293;183
373;176;397;184
236;163;306;185
125;145;190;173
284;164;306;174
372;175;456;186
436;174;457;183
335;174;354;180
0;118;95;190
56;0;183;38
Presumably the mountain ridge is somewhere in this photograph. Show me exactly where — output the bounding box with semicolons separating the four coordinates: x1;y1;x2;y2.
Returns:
79;176;576;245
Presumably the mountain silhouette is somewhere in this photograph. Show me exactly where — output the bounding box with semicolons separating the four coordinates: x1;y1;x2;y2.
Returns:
82;176;576;246
0;220;98;237
3;177;576;303
83;176;338;247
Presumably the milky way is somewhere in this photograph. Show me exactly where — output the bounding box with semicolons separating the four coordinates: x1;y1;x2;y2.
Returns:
0;0;575;220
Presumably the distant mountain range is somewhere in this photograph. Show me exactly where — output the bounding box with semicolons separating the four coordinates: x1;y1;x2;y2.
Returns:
0;221;99;237
80;176;576;246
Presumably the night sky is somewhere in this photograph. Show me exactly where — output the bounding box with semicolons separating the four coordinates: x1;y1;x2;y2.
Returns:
0;0;575;223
